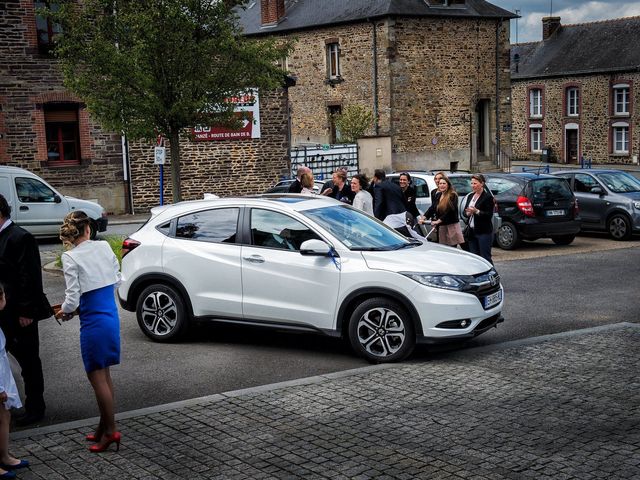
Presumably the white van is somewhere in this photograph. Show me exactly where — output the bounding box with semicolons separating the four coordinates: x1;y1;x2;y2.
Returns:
0;166;107;238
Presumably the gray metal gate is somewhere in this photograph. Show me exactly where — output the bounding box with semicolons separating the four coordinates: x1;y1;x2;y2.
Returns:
289;144;359;181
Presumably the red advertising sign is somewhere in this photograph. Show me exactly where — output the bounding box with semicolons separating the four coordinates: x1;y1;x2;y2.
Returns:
192;89;261;142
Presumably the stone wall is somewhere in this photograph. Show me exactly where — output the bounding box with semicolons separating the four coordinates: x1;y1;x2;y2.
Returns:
512;73;640;164
0;0;126;214
272;15;512;172
128;89;290;212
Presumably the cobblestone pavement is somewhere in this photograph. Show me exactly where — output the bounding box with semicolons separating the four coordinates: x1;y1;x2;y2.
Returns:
10;323;640;480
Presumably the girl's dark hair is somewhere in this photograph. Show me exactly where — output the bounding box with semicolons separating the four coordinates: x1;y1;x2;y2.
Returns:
59;211;91;248
352;174;369;191
399;172;412;184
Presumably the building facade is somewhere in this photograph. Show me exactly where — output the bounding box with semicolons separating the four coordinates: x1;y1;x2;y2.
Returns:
238;0;516;173
1;1;292;213
511;16;640;165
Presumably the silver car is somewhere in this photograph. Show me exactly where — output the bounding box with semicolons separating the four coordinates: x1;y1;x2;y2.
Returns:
552;170;640;240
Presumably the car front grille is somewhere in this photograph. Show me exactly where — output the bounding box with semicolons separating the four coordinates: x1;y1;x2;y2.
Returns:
463;269;501;302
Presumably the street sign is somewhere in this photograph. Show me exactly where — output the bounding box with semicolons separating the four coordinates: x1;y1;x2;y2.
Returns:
154;146;166;165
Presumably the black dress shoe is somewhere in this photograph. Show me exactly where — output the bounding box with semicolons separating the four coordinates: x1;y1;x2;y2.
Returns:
14;411;45;427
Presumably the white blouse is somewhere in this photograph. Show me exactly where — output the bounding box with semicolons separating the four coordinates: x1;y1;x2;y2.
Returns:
61;240;121;314
353;190;374;215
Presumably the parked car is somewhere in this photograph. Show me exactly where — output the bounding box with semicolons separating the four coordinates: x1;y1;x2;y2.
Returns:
552;170;640;240
484;173;580;250
118;195;504;363
265;178;324;194
0;166;108;238
387;172;437;214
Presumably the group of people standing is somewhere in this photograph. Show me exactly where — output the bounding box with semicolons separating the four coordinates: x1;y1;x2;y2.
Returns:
0;193;122;475
287;166;494;264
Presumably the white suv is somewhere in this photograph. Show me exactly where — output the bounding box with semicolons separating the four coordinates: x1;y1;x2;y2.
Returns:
118;195;504;362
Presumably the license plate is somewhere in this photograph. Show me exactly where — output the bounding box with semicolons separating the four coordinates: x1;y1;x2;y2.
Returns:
483;290;502;309
545;209;565;216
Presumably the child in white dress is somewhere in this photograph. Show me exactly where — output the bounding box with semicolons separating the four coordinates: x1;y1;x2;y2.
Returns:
0;284;30;477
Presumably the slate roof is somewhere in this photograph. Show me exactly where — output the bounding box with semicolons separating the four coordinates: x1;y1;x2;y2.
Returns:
236;0;517;36
511;16;640;80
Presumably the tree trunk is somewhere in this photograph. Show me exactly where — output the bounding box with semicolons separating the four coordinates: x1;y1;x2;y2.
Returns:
168;128;182;203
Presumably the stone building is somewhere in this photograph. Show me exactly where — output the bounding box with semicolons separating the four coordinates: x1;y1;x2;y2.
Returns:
238;0;516;172
511;16;640;165
1;1;292;213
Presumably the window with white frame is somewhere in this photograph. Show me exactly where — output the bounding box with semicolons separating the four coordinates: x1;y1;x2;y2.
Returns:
326;42;340;79
529;88;542;117
530;124;542;152
613;84;630;115
612;122;629;154
566;87;579;116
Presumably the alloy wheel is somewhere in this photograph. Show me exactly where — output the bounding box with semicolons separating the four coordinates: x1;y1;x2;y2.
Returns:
140;291;178;337
356;307;406;358
609;215;629;240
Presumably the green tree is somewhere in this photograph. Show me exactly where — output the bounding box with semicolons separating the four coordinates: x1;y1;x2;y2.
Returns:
48;0;290;202
333;105;374;144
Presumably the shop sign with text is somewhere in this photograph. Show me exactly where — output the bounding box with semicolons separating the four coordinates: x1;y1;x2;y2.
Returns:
192;90;261;141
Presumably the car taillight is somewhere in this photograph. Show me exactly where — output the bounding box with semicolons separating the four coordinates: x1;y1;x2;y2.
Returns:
517;196;535;217
121;238;140;258
493;198;499;214
573;198;579;216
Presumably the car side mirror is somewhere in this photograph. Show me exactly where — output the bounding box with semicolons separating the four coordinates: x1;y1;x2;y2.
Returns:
590;186;605;195
54;194;62;203
300;239;332;256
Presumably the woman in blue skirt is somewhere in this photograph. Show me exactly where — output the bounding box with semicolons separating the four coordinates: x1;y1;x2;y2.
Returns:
56;211;121;453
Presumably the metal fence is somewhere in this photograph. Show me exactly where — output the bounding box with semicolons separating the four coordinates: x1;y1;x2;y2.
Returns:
289;144;359;181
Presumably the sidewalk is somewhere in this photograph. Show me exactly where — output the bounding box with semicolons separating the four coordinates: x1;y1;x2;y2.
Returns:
10;323;639;479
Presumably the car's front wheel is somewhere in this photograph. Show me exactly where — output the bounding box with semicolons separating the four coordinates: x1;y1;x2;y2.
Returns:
348;297;415;363
496;222;520;250
136;284;189;342
607;213;632;241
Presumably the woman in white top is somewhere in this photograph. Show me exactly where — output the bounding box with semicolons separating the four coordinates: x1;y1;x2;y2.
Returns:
56;211;122;453
0;284;30;475
300;171;316;195
350;174;374;215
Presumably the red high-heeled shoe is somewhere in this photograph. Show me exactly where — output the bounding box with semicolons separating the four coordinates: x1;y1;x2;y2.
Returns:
85;432;101;442
89;432;121;453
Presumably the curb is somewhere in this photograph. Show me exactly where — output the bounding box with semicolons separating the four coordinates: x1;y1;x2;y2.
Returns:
42;261;62;275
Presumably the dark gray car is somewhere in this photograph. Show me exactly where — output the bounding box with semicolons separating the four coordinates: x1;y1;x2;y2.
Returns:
552;170;640;240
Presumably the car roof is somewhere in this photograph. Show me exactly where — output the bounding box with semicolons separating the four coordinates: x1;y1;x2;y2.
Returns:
149;194;341;222
0;166;33;175
488;172;559;181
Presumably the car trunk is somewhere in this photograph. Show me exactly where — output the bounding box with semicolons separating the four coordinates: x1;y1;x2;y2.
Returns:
526;179;576;221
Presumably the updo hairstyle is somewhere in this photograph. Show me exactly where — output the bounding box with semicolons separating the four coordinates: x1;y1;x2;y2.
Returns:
60;211;91;248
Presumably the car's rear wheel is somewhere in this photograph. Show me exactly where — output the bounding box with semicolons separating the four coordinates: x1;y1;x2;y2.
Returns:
607;213;632;241
496;222;520;250
348;297;415;363
136;284;189;342
551;234;576;245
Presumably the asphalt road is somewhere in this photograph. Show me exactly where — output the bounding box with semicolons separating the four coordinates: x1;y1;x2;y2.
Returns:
22;225;640;430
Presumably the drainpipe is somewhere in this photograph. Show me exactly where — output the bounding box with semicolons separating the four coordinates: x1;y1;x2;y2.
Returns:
370;19;379;135
495;18;502;167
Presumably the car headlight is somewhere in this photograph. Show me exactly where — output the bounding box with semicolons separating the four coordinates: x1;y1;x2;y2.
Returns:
633;201;640;210
401;272;473;291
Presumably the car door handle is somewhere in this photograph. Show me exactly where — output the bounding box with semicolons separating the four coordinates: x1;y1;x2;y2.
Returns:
243;255;265;264
19;206;29;211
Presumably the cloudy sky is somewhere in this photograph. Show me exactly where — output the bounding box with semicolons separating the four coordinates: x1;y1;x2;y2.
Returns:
489;0;640;43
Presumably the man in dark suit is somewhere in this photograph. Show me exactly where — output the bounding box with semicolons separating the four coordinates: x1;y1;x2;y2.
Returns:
287;166;311;193
0;194;52;426
372;169;408;220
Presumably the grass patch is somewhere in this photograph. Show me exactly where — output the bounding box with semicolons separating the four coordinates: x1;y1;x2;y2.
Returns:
55;235;125;268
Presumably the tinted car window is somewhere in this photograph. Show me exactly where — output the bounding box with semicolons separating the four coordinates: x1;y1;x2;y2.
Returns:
487;177;521;196
15;177;56;203
450;177;472;196
413;178;428;198
529;179;573;201
251;209;320;250
175;208;239;243
574;173;599;193
596;172;640;193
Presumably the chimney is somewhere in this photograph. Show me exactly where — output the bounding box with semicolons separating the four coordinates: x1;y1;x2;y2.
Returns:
542;16;561;40
261;0;286;26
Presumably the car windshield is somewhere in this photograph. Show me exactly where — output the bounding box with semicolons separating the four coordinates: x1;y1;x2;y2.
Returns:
303;205;416;251
596;172;640;193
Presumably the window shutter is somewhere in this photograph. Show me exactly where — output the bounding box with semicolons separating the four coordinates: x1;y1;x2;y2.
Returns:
44;110;78;122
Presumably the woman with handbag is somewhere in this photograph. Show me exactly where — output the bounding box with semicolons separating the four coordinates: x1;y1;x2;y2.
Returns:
56;211;122;453
423;174;464;247
463;173;494;264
